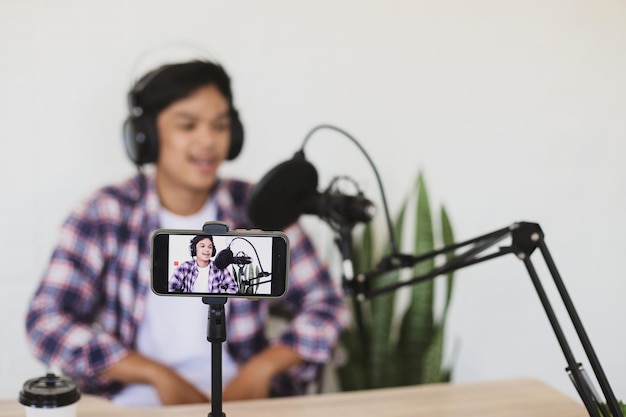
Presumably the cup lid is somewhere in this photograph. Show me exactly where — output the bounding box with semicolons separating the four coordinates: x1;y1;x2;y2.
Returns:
19;373;81;408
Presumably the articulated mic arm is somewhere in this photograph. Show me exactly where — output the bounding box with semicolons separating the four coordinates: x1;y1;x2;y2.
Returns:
351;222;621;417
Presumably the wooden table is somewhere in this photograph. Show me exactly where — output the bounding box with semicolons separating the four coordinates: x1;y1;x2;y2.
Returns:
1;378;586;417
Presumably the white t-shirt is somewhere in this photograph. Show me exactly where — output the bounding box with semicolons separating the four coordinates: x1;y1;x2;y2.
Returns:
193;265;210;293
111;198;239;407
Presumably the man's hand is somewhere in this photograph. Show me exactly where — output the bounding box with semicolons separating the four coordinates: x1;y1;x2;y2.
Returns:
100;351;209;405
223;345;302;401
150;366;209;405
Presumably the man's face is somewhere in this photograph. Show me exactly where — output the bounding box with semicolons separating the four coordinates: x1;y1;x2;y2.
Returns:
155;84;231;194
195;238;214;265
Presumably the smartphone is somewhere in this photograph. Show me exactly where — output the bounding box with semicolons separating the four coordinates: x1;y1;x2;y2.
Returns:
151;229;290;298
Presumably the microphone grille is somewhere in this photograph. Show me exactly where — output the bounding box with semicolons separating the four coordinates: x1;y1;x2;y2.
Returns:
214;247;233;270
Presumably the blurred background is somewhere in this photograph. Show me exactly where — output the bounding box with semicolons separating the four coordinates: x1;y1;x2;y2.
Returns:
1;0;625;402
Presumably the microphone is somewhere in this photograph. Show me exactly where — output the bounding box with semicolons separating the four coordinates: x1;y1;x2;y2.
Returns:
214;247;252;270
247;151;375;230
303;190;376;226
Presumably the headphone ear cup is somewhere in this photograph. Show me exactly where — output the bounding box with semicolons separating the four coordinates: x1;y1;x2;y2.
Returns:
227;109;244;160
212;245;216;257
190;241;196;257
123;115;159;165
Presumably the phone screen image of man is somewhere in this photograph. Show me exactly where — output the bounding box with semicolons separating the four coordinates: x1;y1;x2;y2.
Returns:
167;235;237;294
167;235;273;295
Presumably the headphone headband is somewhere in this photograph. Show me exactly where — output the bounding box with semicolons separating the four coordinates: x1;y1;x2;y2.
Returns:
190;235;216;258
123;60;244;166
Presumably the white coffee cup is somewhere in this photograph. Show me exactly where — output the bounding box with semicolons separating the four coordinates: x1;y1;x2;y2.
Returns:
19;374;80;417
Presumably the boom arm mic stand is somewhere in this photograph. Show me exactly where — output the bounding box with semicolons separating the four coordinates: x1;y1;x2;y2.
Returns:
333;221;371;383
247;125;620;415
351;221;621;417
225;237;271;295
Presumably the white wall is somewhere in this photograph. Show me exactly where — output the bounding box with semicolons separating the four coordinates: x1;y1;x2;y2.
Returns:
1;0;625;403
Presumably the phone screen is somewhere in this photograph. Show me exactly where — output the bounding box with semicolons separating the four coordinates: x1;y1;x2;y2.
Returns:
151;229;289;298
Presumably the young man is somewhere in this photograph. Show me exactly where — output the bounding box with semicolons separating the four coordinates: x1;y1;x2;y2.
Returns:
25;60;350;407
169;235;239;294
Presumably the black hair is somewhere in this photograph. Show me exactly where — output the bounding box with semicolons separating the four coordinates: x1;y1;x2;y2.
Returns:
132;60;235;120
190;235;216;257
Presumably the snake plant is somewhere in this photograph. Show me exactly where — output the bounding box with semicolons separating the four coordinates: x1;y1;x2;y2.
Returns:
337;172;456;390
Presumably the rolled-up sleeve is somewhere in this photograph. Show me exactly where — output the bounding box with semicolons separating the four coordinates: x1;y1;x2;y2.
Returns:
25;199;131;392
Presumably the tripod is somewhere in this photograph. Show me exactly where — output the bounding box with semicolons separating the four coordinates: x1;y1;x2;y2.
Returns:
201;221;231;417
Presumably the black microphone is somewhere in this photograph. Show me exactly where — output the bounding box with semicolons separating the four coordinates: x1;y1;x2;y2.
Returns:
214;247;252;270
302;191;375;226
247;151;375;230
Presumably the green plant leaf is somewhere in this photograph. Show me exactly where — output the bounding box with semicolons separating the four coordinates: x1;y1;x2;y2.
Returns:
441;206;455;315
337;171;457;391
337;327;368;391
420;322;445;383
369;195;409;388
398;173;436;385
417;205;457;384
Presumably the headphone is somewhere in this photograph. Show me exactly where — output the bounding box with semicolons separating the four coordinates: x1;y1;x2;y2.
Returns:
122;61;245;166
189;235;216;258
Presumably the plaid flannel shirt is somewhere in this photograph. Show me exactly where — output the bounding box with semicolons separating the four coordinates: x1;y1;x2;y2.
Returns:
169;259;238;294
26;174;350;397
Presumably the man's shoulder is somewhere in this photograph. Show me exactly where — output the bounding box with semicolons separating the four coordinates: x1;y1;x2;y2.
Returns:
175;259;197;274
98;175;145;202
218;177;254;195
216;177;255;214
72;175;146;220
